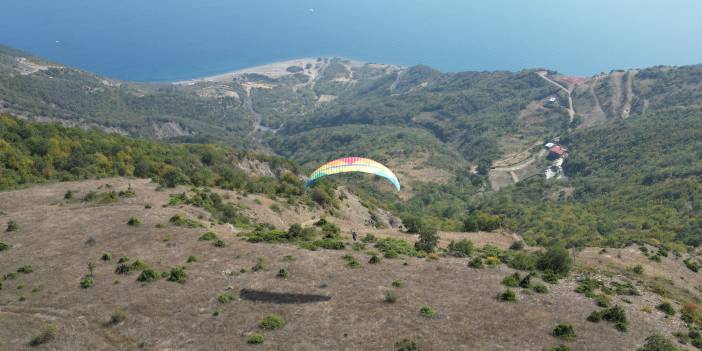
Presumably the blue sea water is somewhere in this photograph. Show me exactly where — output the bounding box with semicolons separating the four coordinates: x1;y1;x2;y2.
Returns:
1;0;701;82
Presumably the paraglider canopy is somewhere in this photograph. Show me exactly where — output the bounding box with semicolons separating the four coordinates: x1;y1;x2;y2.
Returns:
306;157;400;191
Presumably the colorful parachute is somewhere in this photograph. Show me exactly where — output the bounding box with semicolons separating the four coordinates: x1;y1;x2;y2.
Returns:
306;157;400;191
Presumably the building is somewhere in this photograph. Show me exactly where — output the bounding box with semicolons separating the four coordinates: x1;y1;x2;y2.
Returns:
548;145;568;159
544;142;555;148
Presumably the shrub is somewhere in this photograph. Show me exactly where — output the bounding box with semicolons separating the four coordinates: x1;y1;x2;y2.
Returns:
547;346;572;351
446;239;474;257
167;267;187;283
80;276;95;289
542;270;560;284
199;232;218;241
217;293;234;304
519;273;533;289
259;314;285;330
115;264;131;275
594;294;611;308
352;242;366;251
169;215;203;228
632;265;644;274
369;255;381;264
419;306;434;318
129;260;148;271
506;251;539;271
684;259;699;273
127;217;141;226
509;241;525;251
0;241;10;251
6;220;19;232
117;256;129;263
552;324;576;339
100;253;111;261
144;203;152;209
537;246;572;277
313;239;345;250
681;304;701;324
468;257;484;268
500;289;517;302
213;239;226;248
247;332;264;344
17;265;33;274
392;279;405;288
375;238;417;258
137;269;159;282
532;284;548;294
108;310;126;326
64;190;73;199
588;305;628;331
650;255;661;262
502;273;521;287
342;254;360;268
277;268;289;279
187;255;198;263
385;291;397;303
414;225;439;253
639;335;679;351
361;234;377;243
395;338;418;351
252;258;266;272
283;255;296;262
29;325;56;346
656;302;676;316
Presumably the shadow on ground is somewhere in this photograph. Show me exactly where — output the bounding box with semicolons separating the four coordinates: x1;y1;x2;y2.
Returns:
239;289;331;304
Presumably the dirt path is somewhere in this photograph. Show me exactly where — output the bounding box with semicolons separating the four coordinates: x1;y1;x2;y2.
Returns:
621;70;636;118
389;69;404;92
537;71;575;123
244;87;280;135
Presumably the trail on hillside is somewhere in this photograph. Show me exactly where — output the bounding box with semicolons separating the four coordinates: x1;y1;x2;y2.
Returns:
621;70;636;118
536;71;575;124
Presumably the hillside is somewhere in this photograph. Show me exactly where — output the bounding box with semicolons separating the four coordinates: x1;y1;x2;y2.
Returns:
1;178;700;350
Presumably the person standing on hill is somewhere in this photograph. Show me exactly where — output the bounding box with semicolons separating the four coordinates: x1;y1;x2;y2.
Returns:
352;230;358;241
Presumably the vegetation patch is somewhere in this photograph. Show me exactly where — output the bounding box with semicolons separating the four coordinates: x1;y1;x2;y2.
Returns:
552;324;576;340
247;332;264;344
259;314;285;330
137;269;159;283
342;254;360;268
6;220;19;232
0;241;10;251
29;325;56;347
500;289;517;302
587;305;628;331
419;306;435;318
199;231;218;241
167;267;187;283
395;338;418;351
169;215;204;228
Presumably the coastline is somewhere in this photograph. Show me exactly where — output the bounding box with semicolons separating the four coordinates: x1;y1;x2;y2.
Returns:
173;57;325;85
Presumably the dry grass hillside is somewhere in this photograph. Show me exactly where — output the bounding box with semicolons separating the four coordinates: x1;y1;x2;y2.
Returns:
0;178;699;350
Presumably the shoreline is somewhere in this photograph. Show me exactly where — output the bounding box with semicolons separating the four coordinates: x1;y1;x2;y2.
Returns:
173;57;329;85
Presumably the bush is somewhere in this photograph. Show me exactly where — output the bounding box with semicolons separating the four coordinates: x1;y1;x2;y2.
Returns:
532;284;548;294
117;256;129;264
684;259;699;272
594;294;611;308
127;217;141;226
509;241;525;251
502;273;521;287
639;335;679;351
277;268;289;279
167;267;187;283
369;255;381;264
64;190;73;199
419;306;434;318
0;241;10;251
17;265;33;274
186;255;198;263
313;239;345;250
213;239;226;248
588;305;628;331
552;324;576;339
199;232;218;241
6;220;19;232
129;260;148;271
361;234;377;243
217;293;234;304
542;270;560;284
80;276;95;289
108;310;126;326
446;239;474;257
29;325;56;346
537;246;572;277
392;279;405;288
252;258;265;272
169;215;203;228
656;302;676;316
500;289;517;302
247;332;264;344
115;264;131;275
414;225;439;253
395;338;418;351
632;265;644;274
505;251;539;271
547;345;572;351
385;291;397;303
375;238;417;258
468;257;484;268
137;269;159;282
259;314;285;330
342;254;360;268
100;253;111;261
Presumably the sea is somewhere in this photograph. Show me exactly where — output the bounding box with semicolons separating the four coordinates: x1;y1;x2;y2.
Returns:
1;0;701;82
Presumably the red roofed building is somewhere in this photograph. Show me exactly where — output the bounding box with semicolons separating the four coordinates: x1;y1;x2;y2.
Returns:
548;145;568;159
